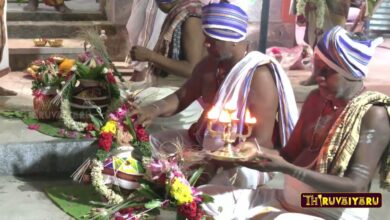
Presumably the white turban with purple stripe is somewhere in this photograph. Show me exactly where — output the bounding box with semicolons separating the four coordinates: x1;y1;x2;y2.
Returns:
202;2;249;42
315;26;383;80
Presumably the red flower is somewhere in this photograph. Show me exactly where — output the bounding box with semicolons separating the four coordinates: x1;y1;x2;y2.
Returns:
136;128;149;142
98;132;113;152
107;72;116;84
178;201;201;220
86;123;96;132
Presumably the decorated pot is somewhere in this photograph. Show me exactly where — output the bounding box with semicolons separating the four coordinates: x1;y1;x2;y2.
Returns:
102;146;144;190
33;86;60;121
70;79;111;122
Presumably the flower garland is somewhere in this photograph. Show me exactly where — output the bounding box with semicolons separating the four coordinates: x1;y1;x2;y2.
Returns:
296;0;327;30
90;159;124;204
88;104;151;205
61;99;88;132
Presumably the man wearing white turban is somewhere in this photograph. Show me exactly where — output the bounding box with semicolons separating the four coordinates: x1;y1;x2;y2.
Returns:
131;2;298;191
200;26;390;220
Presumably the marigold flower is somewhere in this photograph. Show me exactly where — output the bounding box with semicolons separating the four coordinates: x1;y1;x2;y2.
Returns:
59;58;76;73
170;178;193;205
101;120;117;134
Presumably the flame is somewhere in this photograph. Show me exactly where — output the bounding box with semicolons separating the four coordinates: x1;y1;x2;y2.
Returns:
245;109;257;124
207;106;219;120
224;100;236;112
219;110;231;123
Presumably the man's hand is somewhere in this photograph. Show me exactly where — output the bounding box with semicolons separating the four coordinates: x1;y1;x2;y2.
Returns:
129;104;160;127
235;141;290;172
130;46;154;62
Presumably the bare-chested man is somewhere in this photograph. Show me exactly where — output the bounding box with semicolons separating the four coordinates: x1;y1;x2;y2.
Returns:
201;26;390;220
131;2;298;189
126;0;206;134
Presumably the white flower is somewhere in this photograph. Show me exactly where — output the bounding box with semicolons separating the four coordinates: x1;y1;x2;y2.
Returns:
90;159;124;205
102;67;109;74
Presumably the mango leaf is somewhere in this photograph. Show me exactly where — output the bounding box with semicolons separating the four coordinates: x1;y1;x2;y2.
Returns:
89;65;105;79
96;149;109;162
189;166;205;186
89;114;103;130
108;84;120;99
200;194;214;203
0;111;27;119
136;183;161;200
144;200;162;209
124;115;136;140
76;62;91;78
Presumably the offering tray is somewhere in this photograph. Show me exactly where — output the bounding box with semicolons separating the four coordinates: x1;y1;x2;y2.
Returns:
206;147;248;162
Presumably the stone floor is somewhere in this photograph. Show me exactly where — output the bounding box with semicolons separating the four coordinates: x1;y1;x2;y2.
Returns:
1;40;390;219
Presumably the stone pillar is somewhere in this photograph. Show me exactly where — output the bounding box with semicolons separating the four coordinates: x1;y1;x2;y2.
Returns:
105;0;133;25
267;0;296;48
103;0;134;61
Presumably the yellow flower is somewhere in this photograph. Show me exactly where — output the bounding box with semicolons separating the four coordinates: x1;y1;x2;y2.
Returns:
101;120;117;134
59;58;76;73
170;178;193;205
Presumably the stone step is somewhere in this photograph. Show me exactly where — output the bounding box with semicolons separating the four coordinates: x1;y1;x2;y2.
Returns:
9;38;85;71
7;10;106;21
0;116;95;175
0;138;96;175
7;20;118;39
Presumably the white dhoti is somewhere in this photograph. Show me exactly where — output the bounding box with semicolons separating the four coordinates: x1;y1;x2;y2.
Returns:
136;87;203;134
199;176;369;220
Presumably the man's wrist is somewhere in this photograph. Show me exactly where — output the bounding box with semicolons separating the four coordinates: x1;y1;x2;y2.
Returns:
147;51;156;63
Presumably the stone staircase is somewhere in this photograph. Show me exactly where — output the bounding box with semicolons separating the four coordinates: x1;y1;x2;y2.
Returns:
369;0;390;36
6;0;128;71
1;1;118;176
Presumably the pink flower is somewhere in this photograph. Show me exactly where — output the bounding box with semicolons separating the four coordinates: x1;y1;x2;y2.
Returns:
116;107;127;119
108;113;119;121
28;124;40;130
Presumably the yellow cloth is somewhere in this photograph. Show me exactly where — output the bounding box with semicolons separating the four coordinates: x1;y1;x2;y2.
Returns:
316;91;390;190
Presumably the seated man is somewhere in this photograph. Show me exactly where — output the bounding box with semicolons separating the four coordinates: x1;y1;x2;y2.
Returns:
127;0;206;134
131;2;298;189
201;26;390;220
24;0;70;13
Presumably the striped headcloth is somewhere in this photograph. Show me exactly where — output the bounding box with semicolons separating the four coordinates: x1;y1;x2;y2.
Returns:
315;26;383;80
202;2;249;42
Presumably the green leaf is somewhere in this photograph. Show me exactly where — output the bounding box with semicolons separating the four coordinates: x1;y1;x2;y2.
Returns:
108;84;120;99
124;115;136;140
144;200;162;209
90;65;105;79
96;149;109;162
76;62;91;78
90;114;103;130
0;111;27;119
136;183;161;200
189;166;205;186
200;194;214;203
90;130;98;137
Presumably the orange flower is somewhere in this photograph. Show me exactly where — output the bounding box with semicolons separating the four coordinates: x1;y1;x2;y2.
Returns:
59;58;76;73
